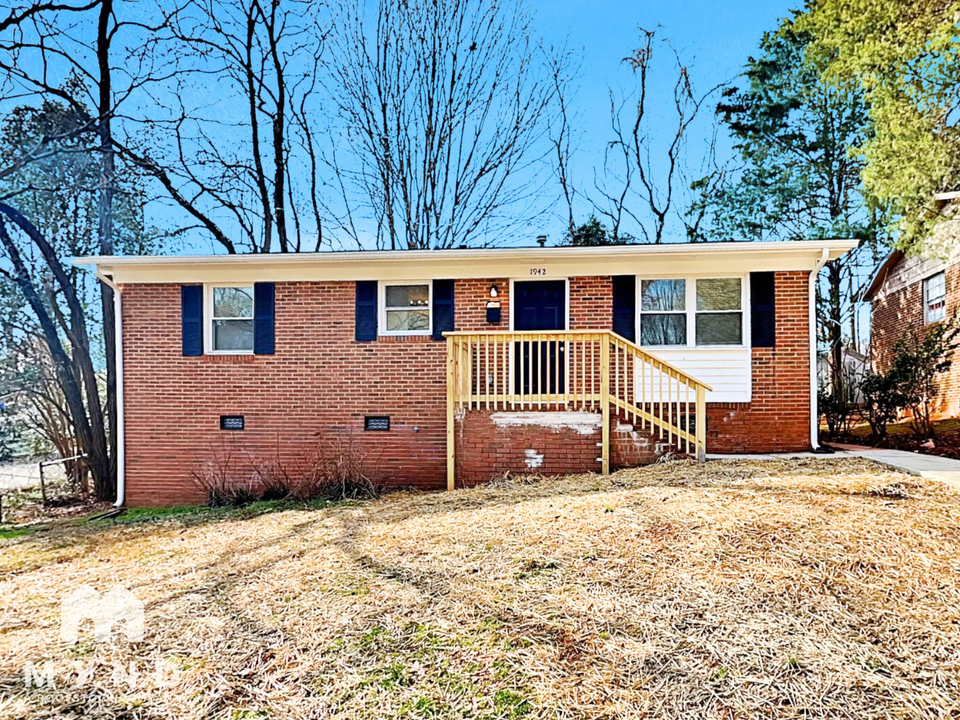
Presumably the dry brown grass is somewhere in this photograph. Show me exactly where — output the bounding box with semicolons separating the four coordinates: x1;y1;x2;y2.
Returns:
1;458;959;719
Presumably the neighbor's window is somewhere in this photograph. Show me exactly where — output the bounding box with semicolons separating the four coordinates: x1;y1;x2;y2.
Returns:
924;271;946;325
382;283;431;334
210;286;254;352
695;278;743;345
640;279;686;346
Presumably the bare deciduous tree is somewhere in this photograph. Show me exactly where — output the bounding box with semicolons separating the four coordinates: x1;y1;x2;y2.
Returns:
0;0;174;495
127;0;328;254
326;0;561;250
593;27;723;244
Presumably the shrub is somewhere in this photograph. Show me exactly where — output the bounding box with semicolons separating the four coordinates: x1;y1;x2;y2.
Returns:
819;383;853;438
192;434;380;506
248;451;301;501
859;371;905;439
190;442;258;507
291;434;380;502
888;319;960;439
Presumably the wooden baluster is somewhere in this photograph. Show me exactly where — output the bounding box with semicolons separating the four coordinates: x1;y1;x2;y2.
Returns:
446;335;455;491
571;337;576;410
639;356;645;430
696;385;706;461
503;340;514;410
483;337;488;410
668;370;674;448
492;336;497;411
589;336;595;410
463;335;473;411
536;334;542;409
554;338;560;410
600;336;610;474
676;371;682;451
615;341;620;410
518;335;525;410
658;363;664;440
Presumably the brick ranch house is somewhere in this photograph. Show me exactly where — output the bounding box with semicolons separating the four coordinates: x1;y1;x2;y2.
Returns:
863;192;960;418
76;240;854;507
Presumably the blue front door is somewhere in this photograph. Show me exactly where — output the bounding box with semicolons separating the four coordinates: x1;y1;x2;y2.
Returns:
513;281;566;396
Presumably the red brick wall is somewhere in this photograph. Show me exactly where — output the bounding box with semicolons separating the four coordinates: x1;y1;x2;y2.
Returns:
454;411;667;485
121;272;812;505
707;271;811;453
871;263;960;417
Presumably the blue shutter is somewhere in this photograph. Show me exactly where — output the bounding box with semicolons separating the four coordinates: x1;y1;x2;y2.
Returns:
253;282;275;355
355;281;378;341
432;279;455;340
612;275;636;342
751;272;776;347
181;285;203;356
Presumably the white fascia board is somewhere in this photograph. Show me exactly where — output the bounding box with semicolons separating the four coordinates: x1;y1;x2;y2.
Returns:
74;240;858;285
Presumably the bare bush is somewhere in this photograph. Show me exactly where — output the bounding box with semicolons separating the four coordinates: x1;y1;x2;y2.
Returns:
192;434;380;506
291;434;380;502
190;442;258;507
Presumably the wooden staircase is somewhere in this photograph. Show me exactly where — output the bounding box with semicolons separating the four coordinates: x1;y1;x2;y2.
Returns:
444;330;712;490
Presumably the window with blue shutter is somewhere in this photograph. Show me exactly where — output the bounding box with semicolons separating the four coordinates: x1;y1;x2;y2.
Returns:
612;275;637;342
253;283;275;355
432;279;455;340
355;281;378;341
181;285;203;356
750;272;776;348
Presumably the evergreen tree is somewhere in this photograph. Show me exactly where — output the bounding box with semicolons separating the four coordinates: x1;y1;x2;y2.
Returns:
701;16;889;389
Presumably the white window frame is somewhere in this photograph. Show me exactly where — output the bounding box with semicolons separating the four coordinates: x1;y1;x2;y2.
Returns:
638;278;688;347
694;277;747;347
637;274;749;349
378;280;432;337
205;284;255;355
924;271;946;325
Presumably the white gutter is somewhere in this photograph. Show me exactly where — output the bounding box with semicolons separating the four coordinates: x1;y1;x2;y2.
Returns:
71;238;859;268
809;248;830;450
95;268;125;507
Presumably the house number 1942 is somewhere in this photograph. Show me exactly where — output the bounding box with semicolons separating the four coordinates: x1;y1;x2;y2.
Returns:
529;268;547;276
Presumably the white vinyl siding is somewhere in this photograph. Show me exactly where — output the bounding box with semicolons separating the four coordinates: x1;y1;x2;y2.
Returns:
642;347;752;403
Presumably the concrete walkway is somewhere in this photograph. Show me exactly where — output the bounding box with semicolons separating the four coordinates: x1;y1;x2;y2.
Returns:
708;445;960;491
830;443;960;490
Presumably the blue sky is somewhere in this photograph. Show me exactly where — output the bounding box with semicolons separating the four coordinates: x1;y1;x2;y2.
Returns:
535;0;796;141
524;0;799;244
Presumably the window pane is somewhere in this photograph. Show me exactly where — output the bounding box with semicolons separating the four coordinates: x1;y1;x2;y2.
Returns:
214;287;253;318
697;278;741;311
925;272;946;323
640;314;687;346
696;312;742;345
214;319;254;350
386;309;429;332
385;284;429;308
641;279;685;312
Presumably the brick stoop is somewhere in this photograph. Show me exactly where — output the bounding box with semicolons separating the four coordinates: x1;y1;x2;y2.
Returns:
455;407;676;486
610;416;678;469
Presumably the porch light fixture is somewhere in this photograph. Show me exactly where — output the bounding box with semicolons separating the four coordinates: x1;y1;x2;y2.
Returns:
489;284;499;298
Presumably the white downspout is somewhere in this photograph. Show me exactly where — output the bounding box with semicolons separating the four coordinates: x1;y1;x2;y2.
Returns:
809;249;829;450
96;269;125;507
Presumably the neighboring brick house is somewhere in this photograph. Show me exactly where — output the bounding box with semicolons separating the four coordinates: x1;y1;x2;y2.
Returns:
77;240;854;507
865;253;960;417
863;192;960;418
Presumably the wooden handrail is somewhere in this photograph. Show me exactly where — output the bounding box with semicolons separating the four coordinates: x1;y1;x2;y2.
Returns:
444;329;711;489
606;331;713;393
